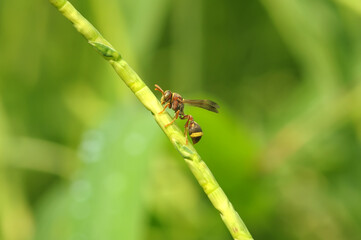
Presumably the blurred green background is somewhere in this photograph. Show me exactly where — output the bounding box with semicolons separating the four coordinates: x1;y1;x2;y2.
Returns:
1;0;361;239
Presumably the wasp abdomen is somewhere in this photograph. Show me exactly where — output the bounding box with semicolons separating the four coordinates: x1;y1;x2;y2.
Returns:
189;121;203;144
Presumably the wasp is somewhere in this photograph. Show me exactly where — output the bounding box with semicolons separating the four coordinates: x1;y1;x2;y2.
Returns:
155;84;219;144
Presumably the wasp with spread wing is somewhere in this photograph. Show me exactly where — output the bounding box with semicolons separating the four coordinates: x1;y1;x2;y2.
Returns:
155;84;219;144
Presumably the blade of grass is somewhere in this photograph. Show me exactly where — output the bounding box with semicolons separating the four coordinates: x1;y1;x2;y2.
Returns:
48;1;253;239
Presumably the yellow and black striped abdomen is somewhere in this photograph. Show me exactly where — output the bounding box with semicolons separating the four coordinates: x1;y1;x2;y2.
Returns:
188;121;203;144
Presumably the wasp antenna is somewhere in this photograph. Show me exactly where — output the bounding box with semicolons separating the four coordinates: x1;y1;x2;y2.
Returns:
154;84;164;94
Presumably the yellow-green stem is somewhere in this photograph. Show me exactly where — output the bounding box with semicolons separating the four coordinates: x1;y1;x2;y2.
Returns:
49;1;253;239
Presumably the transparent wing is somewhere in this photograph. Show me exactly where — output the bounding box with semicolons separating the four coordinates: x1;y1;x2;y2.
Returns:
183;99;220;113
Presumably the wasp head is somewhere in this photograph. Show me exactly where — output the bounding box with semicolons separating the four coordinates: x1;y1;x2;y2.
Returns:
161;90;172;104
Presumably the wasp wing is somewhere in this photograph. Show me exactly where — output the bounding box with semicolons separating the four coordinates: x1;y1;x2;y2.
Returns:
183;99;220;113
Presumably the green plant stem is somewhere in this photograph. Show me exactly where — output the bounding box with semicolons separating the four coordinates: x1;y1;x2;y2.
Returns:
49;1;253;239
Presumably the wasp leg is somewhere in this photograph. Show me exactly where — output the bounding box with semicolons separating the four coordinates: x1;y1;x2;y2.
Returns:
158;102;170;114
180;115;193;145
184;126;189;145
165;110;180;127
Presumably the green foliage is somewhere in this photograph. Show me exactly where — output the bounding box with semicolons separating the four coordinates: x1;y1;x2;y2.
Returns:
1;0;361;239
35;104;158;240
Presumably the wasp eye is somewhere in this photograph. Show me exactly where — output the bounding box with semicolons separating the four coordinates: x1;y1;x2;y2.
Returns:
164;91;171;100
